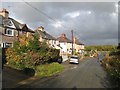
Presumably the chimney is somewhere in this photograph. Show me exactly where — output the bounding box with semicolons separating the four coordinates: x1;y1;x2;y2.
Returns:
0;8;9;18
61;33;66;37
37;26;44;32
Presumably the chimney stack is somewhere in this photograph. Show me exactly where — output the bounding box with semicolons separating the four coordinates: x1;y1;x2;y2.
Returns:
61;33;66;37
0;8;9;18
37;26;44;32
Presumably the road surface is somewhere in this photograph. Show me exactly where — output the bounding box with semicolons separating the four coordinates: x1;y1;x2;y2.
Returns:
17;57;111;88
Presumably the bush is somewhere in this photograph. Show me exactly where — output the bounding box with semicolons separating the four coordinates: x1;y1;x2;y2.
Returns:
5;34;60;70
101;50;120;88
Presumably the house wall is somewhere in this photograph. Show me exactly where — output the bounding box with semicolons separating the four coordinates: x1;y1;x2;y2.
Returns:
38;37;58;48
57;41;85;55
48;40;61;48
39;36;43;42
81;45;85;50
19;30;31;37
0;26;18;48
75;44;85;53
0;26;33;48
59;42;67;55
48;40;54;47
67;42;72;54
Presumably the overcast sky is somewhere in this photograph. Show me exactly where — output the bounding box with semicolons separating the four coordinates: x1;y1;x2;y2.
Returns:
2;2;118;45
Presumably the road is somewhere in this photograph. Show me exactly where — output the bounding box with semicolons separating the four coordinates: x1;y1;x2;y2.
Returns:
2;66;31;88
17;57;111;88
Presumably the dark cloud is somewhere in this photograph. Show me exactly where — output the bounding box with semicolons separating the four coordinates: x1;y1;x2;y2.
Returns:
2;2;118;45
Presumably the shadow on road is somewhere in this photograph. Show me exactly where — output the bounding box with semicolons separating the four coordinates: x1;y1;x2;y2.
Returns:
2;66;35;88
72;86;77;90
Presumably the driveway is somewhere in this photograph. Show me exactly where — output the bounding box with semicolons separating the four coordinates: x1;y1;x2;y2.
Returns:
16;57;111;88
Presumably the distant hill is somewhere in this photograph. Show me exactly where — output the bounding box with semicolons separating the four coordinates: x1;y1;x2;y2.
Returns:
85;45;117;51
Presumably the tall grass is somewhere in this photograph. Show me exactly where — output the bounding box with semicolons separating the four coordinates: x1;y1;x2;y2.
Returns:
35;62;64;78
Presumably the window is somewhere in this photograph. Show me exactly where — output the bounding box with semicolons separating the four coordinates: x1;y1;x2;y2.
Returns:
5;28;14;36
5;43;12;48
1;43;12;48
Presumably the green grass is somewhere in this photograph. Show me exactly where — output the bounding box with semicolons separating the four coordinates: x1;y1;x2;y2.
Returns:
35;62;64;78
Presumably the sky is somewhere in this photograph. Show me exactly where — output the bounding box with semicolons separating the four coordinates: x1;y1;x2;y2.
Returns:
1;1;119;45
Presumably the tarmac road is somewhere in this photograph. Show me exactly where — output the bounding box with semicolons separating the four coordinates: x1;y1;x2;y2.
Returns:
17;57;111;88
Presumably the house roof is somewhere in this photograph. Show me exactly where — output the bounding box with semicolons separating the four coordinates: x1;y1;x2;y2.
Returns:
35;28;56;40
0;15;34;33
57;33;72;43
9;18;34;33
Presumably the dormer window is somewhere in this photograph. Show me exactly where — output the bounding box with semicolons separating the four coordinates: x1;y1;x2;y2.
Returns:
5;28;14;36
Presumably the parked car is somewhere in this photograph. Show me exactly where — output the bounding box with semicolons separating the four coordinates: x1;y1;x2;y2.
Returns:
69;55;79;64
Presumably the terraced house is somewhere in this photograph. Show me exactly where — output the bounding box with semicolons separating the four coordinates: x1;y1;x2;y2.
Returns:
57;33;72;55
35;26;61;49
57;33;84;55
73;37;84;54
0;9;34;48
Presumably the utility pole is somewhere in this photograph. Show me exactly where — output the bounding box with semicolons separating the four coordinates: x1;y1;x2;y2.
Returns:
71;30;74;55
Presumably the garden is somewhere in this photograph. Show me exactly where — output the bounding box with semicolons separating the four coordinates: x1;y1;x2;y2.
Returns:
5;33;64;77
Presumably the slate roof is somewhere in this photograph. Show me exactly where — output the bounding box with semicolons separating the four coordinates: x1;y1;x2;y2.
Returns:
0;15;34;33
57;33;72;43
9;18;34;33
35;28;56;40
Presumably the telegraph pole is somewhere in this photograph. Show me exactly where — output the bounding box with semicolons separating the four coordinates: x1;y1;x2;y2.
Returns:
71;30;74;55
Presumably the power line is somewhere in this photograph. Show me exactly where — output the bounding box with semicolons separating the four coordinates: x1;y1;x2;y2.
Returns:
74;31;84;44
23;0;56;22
22;0;68;29
22;0;84;43
23;0;83;31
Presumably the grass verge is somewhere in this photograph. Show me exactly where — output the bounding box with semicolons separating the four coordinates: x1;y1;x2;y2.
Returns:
35;62;64;78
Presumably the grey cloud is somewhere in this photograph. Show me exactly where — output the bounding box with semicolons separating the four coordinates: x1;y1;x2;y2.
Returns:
2;2;118;45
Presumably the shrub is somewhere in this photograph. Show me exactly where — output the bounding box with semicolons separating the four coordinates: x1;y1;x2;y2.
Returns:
5;34;60;70
101;50;120;88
